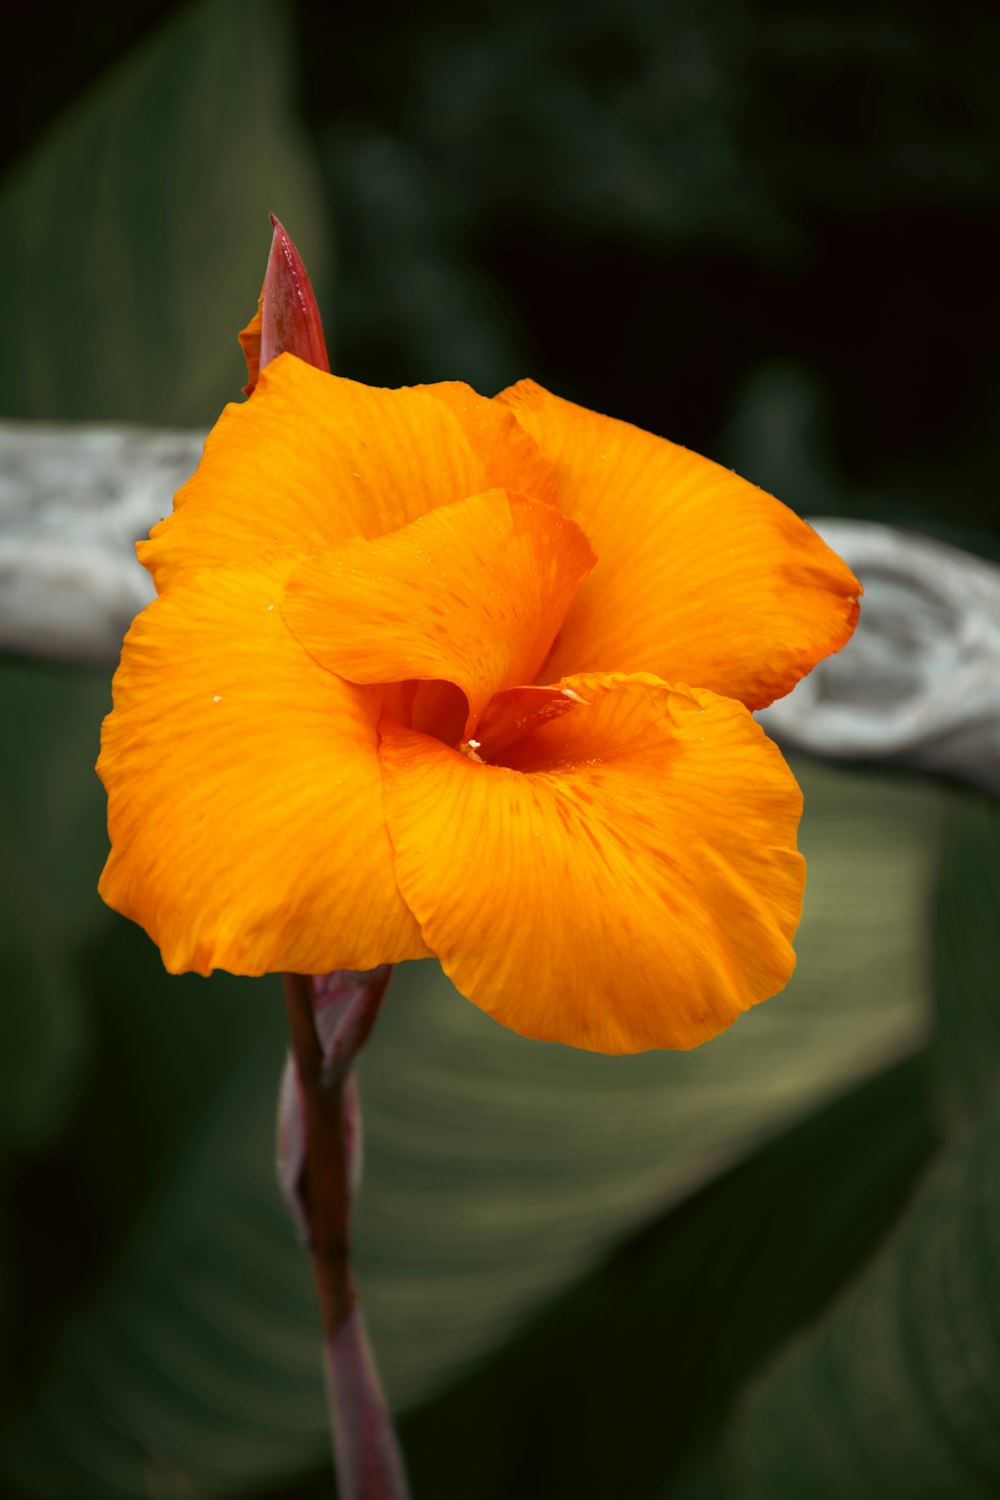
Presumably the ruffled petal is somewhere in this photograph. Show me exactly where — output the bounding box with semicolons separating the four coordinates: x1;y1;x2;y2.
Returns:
98;553;427;976
379;671;804;1054
237;296;264;398
139;358;558;592
497;380;861;710
416;381;558;505
281;490;595;734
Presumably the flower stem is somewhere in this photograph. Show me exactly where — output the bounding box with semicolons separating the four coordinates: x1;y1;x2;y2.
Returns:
278;968;410;1499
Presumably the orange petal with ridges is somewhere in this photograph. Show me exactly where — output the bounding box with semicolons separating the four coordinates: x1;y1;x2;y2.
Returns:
98;552;427;976
139;358;559;594
379;671;805;1054
497;380;861;710
281;490;595;735
237;297;264;397
417;381;558;506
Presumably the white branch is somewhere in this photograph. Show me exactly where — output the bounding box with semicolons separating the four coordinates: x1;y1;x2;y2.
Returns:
2;421;998;792
758;519;1000;795
0;421;204;663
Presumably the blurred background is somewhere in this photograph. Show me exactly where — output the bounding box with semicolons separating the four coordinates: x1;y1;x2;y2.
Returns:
0;1;998;1496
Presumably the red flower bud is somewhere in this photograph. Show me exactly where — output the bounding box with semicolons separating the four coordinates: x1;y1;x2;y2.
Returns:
238;214;330;395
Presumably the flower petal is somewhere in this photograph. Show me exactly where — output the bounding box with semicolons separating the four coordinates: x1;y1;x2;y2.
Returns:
281;490;595;734
237;298;264;398
379;672;804;1054
497;381;861;710
98;553;427;976
416;381;558;505
140;358;557;592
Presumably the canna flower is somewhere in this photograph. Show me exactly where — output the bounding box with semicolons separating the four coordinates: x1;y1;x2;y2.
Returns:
98;246;860;1055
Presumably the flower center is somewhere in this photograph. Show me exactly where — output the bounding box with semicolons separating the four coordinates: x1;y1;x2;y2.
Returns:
376;678;582;767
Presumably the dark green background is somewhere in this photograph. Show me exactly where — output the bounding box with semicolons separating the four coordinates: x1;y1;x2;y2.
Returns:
1;2;998;1496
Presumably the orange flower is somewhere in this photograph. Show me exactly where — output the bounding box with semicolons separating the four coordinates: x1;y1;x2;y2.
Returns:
98;357;860;1054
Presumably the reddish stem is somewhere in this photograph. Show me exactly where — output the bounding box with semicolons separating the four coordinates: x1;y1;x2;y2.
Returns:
279;969;410;1499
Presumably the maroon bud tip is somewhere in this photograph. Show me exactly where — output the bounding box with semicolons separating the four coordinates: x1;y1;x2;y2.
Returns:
238;215;330;395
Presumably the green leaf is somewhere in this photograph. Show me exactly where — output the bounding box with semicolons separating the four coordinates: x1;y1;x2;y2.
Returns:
0;660;112;944
352;759;947;1409
726;1090;1000;1499
391;1056;938;1500
930;790;1000;1123
0;759;948;1498
0;930;325;1500
0;884;86;1159
0;0;327;427
708;784;1000;1499
0;659;107;1162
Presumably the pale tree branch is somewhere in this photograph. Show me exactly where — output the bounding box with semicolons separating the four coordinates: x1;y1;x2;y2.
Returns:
0;420;200;661
756;518;1000;796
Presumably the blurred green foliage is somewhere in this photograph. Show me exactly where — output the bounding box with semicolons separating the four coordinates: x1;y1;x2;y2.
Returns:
1;1;998;1496
294;0;1000;549
0;0;325;426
